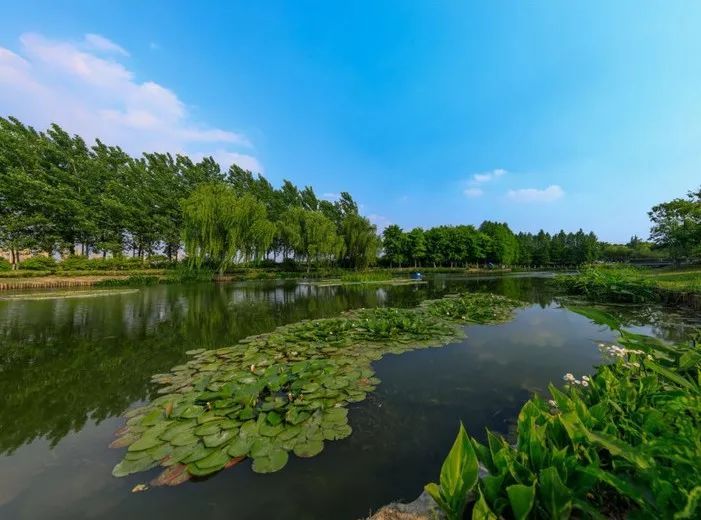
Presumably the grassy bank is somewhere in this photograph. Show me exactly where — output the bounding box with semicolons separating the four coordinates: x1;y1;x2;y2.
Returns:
424;309;701;519
555;265;701;304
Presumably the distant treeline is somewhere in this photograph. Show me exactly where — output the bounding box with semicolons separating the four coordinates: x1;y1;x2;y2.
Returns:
2;116;696;272
381;224;651;268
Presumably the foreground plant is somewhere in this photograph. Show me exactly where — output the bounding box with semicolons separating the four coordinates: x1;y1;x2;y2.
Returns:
109;292;522;484
428;314;701;519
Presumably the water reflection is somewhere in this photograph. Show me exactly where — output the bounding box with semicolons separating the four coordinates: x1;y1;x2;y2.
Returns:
0;276;696;519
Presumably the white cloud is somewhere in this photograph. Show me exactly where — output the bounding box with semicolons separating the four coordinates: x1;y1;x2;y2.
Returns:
506;185;564;203
0;32;256;165
84;33;129;56
205;150;264;173
367;214;392;231
322;192;340;201
463;187;484;198
471;168;507;184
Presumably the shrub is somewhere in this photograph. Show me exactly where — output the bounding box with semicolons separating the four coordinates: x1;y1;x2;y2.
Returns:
0;258;11;271
18;256;57;271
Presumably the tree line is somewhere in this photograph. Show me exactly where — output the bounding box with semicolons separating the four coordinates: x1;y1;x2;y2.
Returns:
0;116;379;270
2;116;697;272
382;223;601;268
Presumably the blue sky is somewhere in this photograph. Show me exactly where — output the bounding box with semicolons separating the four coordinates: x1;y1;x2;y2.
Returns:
1;2;700;242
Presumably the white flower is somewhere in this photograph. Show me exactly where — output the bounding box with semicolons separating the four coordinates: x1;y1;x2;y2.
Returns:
581;380;589;387
563;373;575;382
548;399;558;407
582;375;590;382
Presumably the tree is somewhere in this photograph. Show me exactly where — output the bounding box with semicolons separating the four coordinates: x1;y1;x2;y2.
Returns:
382;224;406;267
478;221;518;265
649;190;701;262
182;183;274;274
406;227;427;268
280;208;339;272
339;214;379;269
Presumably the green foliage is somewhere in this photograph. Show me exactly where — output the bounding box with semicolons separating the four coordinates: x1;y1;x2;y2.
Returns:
555;266;658;302
0;258;11;271
339;271;393;282
94;275;161;287
109;292;523;483
649;187;701;262
424;422;479;520
182;183;275;274
18;256;57;271
427;312;701;519
339;214;380;269
279;207;340;272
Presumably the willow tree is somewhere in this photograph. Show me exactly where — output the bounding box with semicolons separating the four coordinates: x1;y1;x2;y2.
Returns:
182;183;274;274
340;214;380;269
281;207;340;272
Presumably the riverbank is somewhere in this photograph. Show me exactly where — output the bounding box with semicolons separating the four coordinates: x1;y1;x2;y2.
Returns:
555;265;701;307
0;266;520;292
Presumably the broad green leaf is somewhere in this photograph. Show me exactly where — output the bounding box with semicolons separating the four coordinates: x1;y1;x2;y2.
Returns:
538;467;572;519
506;482;536;520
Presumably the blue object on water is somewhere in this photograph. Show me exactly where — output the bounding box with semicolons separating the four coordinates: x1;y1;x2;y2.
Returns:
410;272;423;280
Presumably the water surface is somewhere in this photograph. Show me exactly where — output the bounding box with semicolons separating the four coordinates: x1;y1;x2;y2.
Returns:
0;275;696;519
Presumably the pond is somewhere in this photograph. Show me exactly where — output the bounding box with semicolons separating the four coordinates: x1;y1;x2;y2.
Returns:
0;275;698;519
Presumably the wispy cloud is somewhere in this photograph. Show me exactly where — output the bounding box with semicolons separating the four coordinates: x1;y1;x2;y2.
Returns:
322;192;340;201
0;32;255;166
84;33;129;56
463;187;484;198
471;168;507;184
507;185;564;203
194;150;264;174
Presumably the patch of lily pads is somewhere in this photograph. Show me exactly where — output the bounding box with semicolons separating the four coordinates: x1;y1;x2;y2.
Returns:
110;292;523;485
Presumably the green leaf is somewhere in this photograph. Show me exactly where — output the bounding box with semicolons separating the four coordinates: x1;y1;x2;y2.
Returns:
538;467;572;519
506;482;536;520
471;489;498;520
675;486;701;519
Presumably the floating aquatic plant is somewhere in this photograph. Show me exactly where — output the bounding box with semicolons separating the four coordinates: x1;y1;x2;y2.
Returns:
110;292;523;484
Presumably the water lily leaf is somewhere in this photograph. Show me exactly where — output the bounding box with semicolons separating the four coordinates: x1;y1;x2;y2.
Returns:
170;431;199;447
259;422;283;437
227;436;254;457
250;438;273;458
151;464;192;487
203;430;234;448
323;424;352;440
252;448;288;473
266;411;282;426
112;457;159;477
159;421;196;441
195;448;230;469
109;433;139;449
176;405;205;419
194;423;222;437
127;434;163;452
293;439;324;458
181;444;214;464
140;409;165;426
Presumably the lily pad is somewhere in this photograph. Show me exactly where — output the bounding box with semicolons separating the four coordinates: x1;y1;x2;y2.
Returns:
293;439;324;458
251;448;288;474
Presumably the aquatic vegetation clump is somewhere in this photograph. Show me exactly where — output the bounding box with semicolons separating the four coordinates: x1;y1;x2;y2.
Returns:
109;292;523;483
554;266;658;303
427;312;701;519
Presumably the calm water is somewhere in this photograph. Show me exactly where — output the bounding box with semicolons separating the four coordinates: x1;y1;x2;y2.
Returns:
0;275;697;519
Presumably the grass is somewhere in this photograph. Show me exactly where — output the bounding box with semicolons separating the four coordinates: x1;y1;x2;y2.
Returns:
555;265;701;303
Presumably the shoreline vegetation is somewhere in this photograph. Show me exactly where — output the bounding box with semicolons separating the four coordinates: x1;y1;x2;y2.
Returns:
555;265;701;307
408;308;701;520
